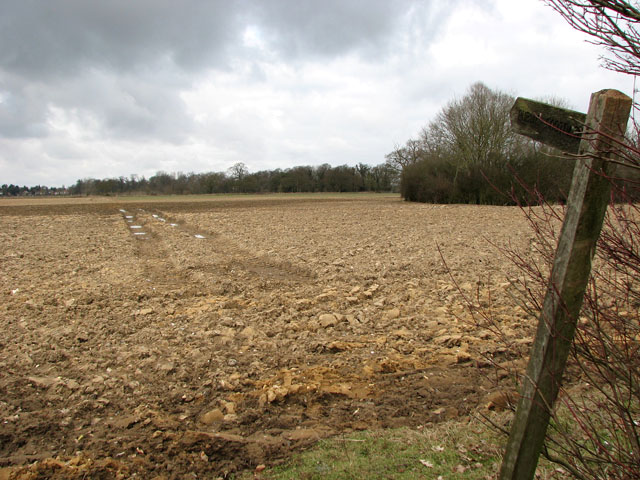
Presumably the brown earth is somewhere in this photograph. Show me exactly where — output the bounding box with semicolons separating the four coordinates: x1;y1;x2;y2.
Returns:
0;194;538;479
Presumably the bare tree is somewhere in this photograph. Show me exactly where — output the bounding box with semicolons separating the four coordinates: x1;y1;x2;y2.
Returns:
427;82;523;170
545;0;640;75
545;2;640;185
384;139;425;173
227;162;249;181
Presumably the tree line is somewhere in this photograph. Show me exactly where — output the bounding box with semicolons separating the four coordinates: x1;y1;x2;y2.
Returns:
66;162;397;196
1;184;67;197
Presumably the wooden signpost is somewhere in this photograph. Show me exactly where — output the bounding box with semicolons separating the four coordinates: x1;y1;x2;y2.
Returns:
510;98;586;154
499;89;632;480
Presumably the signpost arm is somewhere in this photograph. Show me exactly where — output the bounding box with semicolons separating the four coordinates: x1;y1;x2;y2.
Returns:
499;89;632;480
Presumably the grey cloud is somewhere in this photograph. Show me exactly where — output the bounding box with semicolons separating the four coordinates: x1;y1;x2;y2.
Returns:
0;92;48;138
0;0;235;140
0;1;433;79
0;0;241;78
246;0;463;61
0;67;194;141
0;0;457;144
67;71;195;142
246;0;412;59
0;74;49;138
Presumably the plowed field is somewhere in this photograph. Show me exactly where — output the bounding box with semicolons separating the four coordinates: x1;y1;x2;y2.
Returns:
0;194;536;479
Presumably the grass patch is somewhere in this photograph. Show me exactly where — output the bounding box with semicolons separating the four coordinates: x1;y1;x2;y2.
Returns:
239;417;490;479
238;415;569;480
245;421;501;479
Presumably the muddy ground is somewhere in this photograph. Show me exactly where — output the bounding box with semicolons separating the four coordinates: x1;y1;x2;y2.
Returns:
0;195;538;479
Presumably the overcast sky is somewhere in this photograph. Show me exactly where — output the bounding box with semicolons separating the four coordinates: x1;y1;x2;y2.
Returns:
0;0;635;187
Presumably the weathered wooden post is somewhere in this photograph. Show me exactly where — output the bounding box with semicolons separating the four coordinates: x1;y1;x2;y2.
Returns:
500;89;632;480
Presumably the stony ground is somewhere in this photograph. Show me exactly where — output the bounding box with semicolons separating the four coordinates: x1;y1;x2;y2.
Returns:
0;195;538;479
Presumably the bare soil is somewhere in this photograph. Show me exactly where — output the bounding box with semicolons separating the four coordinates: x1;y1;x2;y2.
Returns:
0;195;536;479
